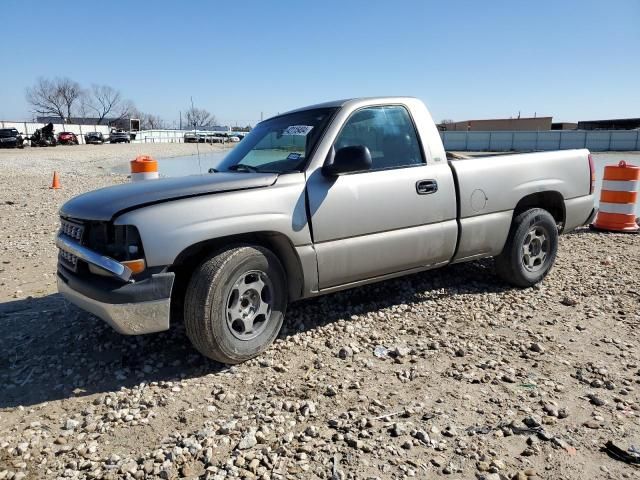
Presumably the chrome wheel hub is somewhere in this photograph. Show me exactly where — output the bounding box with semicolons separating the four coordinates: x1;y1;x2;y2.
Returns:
226;270;273;341
522;226;549;272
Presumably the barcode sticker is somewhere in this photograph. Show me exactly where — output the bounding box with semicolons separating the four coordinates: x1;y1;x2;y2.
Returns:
282;125;313;136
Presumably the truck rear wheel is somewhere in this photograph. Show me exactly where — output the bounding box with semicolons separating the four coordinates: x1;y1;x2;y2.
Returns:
184;245;287;364
495;208;558;287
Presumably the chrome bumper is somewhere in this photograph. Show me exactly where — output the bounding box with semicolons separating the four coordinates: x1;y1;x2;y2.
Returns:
56;233;132;281
57;274;171;335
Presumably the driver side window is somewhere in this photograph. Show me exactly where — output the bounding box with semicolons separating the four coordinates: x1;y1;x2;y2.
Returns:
334;106;424;171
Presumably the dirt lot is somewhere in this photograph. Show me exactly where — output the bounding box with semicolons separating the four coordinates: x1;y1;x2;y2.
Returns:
0;145;639;479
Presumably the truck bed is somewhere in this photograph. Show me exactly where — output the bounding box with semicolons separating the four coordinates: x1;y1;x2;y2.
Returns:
449;149;594;263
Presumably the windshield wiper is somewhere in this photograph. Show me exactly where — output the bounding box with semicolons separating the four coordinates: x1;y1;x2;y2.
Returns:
228;164;260;172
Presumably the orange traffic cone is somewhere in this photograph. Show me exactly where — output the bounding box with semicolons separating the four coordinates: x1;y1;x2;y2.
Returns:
50;171;61;190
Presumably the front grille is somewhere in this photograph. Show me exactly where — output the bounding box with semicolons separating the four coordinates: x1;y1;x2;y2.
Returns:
59;249;79;272
60;218;85;242
58;218;85;272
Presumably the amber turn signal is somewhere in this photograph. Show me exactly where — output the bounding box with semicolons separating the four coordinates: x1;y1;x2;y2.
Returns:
121;259;146;275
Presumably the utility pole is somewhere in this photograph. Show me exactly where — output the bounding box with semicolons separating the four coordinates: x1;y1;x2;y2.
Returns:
179;111;182;130
260;111;263;122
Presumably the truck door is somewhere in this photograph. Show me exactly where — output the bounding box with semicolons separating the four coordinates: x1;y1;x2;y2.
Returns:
306;105;458;290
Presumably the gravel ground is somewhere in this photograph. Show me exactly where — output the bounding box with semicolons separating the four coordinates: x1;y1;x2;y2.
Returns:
0;145;639;480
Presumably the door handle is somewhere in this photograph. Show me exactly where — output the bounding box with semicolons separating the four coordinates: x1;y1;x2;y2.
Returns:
416;179;438;195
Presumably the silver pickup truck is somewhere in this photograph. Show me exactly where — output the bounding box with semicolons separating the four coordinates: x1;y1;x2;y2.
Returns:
57;97;596;363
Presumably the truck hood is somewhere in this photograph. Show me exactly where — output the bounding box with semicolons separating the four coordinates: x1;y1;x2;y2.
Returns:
60;172;278;221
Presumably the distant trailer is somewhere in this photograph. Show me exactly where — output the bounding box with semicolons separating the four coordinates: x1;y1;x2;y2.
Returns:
577;118;640;130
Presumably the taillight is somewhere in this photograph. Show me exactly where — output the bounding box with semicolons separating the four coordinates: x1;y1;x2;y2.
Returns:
588;153;595;195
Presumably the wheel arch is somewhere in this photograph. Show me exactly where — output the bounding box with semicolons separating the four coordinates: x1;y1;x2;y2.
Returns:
513;191;565;229
170;231;305;303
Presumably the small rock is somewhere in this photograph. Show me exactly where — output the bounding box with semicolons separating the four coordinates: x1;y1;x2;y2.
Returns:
238;430;258;450
583;420;600;429
120;460;138;475
523;416;542;429
65;419;80;430
394;345;411;357
442;425;458;437
338;346;353;359
529;343;544;353
390;423;407;437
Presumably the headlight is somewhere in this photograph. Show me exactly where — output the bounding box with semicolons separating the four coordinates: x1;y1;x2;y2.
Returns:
85;223;146;276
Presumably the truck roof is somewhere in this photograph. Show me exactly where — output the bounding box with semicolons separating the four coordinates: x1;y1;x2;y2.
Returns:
274;96;420;119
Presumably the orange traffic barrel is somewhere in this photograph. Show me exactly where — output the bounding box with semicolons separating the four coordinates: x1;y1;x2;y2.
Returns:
591;160;639;232
130;155;159;182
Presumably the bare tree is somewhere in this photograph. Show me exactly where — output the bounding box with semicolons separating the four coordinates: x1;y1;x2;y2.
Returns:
84;85;133;124
185;106;216;128
145;114;165;129
131;109;164;130
26;77;84;121
438;119;455;131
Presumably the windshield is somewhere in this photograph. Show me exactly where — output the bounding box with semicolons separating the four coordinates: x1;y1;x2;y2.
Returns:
0;129;18;137
217;107;338;173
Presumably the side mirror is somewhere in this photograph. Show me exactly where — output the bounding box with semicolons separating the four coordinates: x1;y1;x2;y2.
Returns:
322;145;372;176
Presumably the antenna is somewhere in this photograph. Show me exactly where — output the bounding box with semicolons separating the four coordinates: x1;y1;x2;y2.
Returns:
191;96;202;175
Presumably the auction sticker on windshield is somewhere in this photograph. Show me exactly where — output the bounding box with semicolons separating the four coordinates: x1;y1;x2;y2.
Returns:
282;125;313;136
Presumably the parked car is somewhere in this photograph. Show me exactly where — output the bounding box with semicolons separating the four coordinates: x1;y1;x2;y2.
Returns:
0;128;24;148
109;130;130;143
184;132;199;143
58;131;79;145
84;132;105;144
56;97;596;364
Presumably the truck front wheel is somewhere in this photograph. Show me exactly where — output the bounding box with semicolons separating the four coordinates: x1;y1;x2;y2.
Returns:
495;208;558;288
184;245;287;364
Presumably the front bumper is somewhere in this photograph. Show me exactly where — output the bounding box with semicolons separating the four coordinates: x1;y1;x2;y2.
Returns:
0;138;19;148
57;268;174;335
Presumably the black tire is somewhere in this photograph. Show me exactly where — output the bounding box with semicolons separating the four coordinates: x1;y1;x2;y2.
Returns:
184;245;287;364
495;208;558;287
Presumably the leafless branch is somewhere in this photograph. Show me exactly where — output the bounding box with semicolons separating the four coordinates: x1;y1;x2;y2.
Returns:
85;85;129;124
185;107;216;128
25;77;84;122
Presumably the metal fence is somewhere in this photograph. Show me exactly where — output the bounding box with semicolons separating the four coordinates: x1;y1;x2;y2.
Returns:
0;123;238;145
133;129;246;144
134;130;186;143
0;121;111;144
441;130;640;152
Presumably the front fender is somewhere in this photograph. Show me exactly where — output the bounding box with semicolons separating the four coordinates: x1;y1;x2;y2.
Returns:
114;174;311;267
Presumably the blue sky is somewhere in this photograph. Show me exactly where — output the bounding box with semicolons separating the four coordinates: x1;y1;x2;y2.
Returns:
1;0;638;126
